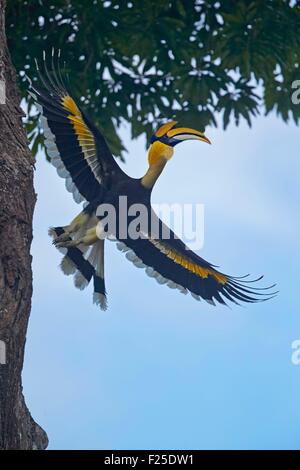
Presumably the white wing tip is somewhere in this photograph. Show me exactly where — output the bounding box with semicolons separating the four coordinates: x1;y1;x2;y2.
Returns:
60;256;76;275
74;271;89;290
93;293;108;311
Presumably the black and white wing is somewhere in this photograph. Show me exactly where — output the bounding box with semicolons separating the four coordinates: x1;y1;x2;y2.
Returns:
27;52;126;204
116;210;277;306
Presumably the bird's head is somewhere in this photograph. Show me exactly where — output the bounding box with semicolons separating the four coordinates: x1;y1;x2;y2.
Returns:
148;120;211;165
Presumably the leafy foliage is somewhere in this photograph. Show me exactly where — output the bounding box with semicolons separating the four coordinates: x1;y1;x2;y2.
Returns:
6;0;300;158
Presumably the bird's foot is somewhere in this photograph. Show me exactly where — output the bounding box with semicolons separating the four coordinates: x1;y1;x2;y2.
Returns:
53;238;79;248
52;232;71;244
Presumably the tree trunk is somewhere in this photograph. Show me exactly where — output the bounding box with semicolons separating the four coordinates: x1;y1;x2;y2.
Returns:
0;0;48;450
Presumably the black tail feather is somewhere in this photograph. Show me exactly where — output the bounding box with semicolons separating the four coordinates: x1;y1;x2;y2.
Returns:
49;226;107;310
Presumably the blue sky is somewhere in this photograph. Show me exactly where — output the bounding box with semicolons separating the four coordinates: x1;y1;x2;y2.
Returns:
22;112;300;450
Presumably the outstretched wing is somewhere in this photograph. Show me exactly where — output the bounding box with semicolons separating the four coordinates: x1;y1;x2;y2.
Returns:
27;51;126;204
116;211;276;306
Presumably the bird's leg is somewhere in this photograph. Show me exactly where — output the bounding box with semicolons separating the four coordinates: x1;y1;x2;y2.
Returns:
51;211;91;244
63;211;91;235
55;225;99;248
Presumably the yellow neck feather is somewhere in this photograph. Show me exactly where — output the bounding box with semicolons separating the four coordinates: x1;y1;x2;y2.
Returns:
148;141;174;165
141;142;173;189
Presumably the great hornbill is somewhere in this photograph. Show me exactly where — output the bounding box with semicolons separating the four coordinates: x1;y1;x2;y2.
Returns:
27;51;276;310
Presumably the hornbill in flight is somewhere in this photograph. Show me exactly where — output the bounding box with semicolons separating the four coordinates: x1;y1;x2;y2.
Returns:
27;52;276;310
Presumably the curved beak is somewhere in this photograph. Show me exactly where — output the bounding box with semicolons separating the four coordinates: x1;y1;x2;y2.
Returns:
167;127;211;145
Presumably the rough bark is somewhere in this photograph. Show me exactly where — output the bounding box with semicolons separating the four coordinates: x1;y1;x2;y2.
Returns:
0;0;48;449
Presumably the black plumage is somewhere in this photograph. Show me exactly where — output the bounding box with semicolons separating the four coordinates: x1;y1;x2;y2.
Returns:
27;51;277;309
